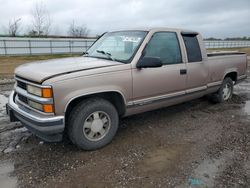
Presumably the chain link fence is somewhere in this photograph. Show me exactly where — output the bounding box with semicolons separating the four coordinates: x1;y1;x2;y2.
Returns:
0;37;250;56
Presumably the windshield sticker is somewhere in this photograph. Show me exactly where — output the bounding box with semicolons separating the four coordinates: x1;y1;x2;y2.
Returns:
120;36;141;43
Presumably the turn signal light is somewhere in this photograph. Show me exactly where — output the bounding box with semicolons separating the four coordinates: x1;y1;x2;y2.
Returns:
43;104;54;113
42;88;53;98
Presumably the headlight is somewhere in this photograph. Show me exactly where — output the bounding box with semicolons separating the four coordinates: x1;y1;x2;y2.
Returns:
27;85;41;96
28;100;54;113
28;100;43;111
26;84;54;113
27;85;53;98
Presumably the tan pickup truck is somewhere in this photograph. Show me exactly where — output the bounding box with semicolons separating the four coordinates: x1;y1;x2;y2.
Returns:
7;28;248;150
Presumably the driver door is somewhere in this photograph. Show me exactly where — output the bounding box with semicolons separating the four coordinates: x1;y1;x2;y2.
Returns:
132;32;187;103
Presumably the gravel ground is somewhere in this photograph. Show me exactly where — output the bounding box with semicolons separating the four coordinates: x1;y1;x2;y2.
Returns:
0;69;250;188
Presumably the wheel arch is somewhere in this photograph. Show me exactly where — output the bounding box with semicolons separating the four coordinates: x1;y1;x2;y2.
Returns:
64;91;127;121
223;71;238;82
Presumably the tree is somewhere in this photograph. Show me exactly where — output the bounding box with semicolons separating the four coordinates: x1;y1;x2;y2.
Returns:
8;18;22;36
68;20;89;37
204;37;222;41
30;1;52;36
27;30;38;36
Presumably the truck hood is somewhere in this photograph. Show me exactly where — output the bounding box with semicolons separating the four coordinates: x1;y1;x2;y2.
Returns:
15;56;122;83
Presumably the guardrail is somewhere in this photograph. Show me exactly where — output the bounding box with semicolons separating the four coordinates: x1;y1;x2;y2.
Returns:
0;37;250;56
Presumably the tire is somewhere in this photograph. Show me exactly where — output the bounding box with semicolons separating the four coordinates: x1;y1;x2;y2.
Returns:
209;77;234;103
67;97;119;150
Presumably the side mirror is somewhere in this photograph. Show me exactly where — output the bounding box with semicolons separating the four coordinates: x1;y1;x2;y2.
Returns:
136;57;163;68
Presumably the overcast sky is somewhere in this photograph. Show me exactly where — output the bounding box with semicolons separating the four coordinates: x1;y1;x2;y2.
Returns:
0;0;249;38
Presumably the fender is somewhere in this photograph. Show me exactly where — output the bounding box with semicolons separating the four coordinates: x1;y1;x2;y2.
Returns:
223;68;238;80
64;89;127;113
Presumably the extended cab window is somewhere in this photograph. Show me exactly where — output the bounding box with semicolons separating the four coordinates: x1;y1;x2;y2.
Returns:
182;34;202;62
144;32;182;65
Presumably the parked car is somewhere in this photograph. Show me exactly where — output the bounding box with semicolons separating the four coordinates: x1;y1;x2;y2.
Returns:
6;28;248;150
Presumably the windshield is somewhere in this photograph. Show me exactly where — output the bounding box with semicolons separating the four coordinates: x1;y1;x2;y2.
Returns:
86;31;147;63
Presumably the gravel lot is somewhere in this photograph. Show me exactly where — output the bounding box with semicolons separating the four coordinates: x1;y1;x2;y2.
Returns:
0;65;250;188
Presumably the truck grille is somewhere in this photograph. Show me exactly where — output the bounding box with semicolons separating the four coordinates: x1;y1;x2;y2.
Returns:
18;94;28;104
17;80;27;90
15;77;36;108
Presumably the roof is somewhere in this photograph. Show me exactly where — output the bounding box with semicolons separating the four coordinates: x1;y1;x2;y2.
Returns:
112;27;197;33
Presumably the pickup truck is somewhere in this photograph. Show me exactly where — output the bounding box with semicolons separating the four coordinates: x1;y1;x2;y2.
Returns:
6;28;248;150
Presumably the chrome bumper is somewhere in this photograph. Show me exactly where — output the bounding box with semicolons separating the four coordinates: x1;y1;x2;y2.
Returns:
7;91;65;142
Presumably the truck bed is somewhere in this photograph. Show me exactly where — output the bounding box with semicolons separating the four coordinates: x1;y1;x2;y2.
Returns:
207;51;247;84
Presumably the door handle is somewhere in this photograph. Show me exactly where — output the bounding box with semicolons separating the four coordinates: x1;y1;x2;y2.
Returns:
180;69;187;75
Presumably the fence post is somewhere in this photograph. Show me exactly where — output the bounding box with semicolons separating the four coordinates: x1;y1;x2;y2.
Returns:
69;40;72;54
28;40;32;55
85;40;88;52
3;40;7;55
50;40;53;54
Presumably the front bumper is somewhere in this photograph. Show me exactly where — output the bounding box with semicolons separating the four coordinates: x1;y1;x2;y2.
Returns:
6;91;65;142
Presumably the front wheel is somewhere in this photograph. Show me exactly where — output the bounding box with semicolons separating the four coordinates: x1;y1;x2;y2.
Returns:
209;77;234;103
67;98;119;150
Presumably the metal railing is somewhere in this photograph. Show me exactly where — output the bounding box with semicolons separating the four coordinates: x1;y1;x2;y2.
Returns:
0;37;96;56
204;40;250;49
0;37;250;56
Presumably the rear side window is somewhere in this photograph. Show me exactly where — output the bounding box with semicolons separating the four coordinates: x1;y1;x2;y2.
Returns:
182;35;202;62
144;32;182;65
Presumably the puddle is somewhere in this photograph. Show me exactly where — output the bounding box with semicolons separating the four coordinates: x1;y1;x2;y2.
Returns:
0;94;8;110
244;101;250;115
0;161;18;188
141;148;179;173
138;145;190;174
177;151;234;188
0;127;29;154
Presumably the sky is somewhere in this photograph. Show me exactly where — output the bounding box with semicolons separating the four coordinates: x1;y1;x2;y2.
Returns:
0;0;249;38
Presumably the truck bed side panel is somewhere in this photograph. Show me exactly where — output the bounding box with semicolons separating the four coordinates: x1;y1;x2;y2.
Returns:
207;54;247;84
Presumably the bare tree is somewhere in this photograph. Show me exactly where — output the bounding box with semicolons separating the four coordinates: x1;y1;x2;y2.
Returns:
8;18;22;36
30;1;52;36
68;20;89;37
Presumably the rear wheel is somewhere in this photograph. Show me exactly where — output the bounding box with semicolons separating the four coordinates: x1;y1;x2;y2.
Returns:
68;98;119;150
209;77;233;103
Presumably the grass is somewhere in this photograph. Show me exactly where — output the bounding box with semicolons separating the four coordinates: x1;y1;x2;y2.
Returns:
207;47;250;56
0;54;80;79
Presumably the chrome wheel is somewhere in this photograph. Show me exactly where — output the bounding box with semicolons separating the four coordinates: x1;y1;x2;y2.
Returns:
222;83;231;100
83;111;111;141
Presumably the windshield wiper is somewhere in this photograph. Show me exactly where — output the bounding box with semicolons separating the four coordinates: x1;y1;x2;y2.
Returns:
96;50;115;61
